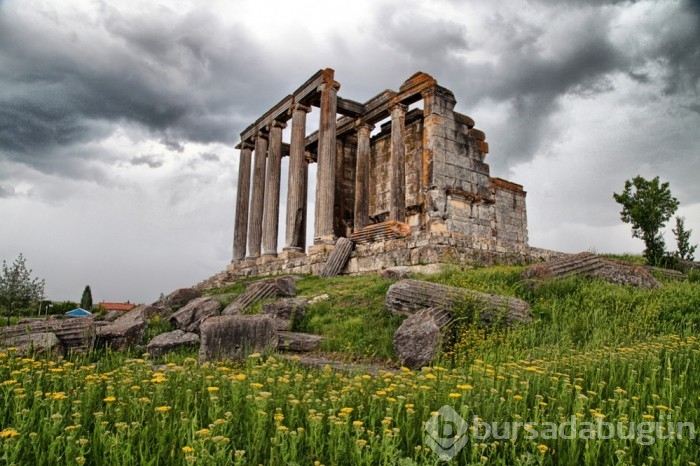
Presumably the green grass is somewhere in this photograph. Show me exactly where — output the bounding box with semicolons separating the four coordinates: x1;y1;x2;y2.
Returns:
3;265;700;465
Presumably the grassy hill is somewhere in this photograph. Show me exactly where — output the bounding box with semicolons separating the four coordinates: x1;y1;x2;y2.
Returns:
2;262;699;465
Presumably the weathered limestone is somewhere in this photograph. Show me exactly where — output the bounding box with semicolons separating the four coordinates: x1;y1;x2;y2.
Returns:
146;330;200;357
386;279;531;326
262;121;286;257
353;122;373;231
314;75;340;244
232;143;253;262
277;331;323;352
160;288;202;310
349;221;411;243
262;297;308;331
3;332;64;356
1;316;95;351
522;252;661;289
226;69;531;279
390;103;407;222
222;276;297;315
284;104;311;252
320;237;354;278
393;307;452;369
247;132;268;259
170;297;222;333
199;315;278;362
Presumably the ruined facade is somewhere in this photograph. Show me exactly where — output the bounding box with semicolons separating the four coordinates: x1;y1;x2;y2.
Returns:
227;69;528;277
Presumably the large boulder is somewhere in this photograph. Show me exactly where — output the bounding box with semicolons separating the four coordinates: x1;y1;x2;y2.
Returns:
393;307;453;369
160;288;202;309
146;330;200;357
170;297;222;333
262;298;308;331
96;307;148;351
198;315;278;362
277;331;323;352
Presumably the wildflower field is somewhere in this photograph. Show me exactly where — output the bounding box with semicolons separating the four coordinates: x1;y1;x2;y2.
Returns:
1;266;700;465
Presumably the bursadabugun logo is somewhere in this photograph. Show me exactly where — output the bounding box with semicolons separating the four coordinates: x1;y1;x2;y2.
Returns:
423;405;469;460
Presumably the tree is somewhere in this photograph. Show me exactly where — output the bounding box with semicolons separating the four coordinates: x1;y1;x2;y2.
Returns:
613;176;679;265
0;253;45;325
673;216;697;261
81;285;93;311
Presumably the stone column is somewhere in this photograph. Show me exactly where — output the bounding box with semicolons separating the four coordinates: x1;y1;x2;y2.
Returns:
333;139;346;238
284;103;311;252
390;103;407;222
353;122;373;231
246;131;268;259
232;142;254;262
262;121;286;257
313;79;340;244
300;152;311;251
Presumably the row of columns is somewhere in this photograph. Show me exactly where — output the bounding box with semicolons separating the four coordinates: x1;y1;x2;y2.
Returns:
232;91;409;262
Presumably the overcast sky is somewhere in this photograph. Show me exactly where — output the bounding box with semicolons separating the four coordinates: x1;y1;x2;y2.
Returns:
1;0;698;304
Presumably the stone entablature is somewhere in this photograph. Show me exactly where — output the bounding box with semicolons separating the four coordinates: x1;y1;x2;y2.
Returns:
227;68;528;275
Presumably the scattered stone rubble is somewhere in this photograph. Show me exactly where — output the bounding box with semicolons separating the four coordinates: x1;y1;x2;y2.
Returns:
522;252;662;289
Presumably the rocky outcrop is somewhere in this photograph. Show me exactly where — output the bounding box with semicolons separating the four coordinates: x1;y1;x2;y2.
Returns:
221;276;297;315
198;315;278;362
0;316;95;351
170;297;222;333
262;298;308;331
386;279;531;325
393;307;452;369
146;330;200;357
320;237;354;278
277;331;323;352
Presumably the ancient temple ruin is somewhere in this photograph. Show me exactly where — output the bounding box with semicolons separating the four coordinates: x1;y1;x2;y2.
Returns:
227;68;528;277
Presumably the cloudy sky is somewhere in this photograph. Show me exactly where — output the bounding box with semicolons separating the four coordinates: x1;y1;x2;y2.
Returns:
1;0;698;304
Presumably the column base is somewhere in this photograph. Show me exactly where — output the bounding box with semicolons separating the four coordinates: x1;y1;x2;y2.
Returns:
244;255;260;261
279;250;307;260
313;235;337;246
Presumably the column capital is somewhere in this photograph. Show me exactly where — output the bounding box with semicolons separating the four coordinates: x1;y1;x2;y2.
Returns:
290;102;312;114
240;141;255;150
391;103;408;115
318;80;341;92
270;120;287;130
255;130;269;140
354;119;375;134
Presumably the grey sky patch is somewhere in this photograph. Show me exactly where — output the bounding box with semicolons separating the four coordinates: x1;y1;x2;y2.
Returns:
200;152;219;162
130;155;163;168
0;185;14;198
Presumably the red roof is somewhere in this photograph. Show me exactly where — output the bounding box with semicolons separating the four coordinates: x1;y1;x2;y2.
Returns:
99;302;135;312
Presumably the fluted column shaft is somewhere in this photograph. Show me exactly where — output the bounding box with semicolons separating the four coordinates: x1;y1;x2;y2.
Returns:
314;79;340;244
262;121;286;256
353;122;373;231
390;103;407;222
232;143;253;262
247;132;268;259
334;139;346;237
284;104;311;252
300;152;311;251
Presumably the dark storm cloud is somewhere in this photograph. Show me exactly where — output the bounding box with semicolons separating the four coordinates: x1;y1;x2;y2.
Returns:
0;3;285;179
654;0;700;95
130;155;163;168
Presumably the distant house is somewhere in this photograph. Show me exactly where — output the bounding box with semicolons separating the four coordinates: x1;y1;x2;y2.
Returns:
66;308;93;317
98;302;136;312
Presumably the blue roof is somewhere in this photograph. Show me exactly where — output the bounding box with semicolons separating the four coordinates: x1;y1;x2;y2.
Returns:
66;308;92;317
